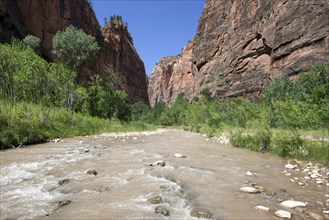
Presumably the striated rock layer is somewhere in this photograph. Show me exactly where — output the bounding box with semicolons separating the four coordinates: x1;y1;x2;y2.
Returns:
0;0;148;104
148;0;329;106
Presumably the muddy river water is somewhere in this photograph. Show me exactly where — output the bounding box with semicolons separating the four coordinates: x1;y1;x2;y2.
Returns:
0;129;328;219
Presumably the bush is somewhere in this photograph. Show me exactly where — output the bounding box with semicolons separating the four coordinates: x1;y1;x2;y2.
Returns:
22;35;41;52
272;131;304;158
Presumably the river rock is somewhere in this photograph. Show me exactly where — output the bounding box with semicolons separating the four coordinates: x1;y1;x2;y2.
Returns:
58;179;70;186
275;210;292;219
155;206;170;216
255;206;270;211
86;169;98;175
240;186;261;193
148;160;165;167
308;212;324;220
190;208;212;219
57;200;71;208
246;171;253;176
174;153;186;158
280;200;307;208
147;196;163;204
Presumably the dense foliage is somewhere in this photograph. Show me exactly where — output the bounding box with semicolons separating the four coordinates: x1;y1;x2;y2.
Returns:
0;31;141;149
131;62;329;164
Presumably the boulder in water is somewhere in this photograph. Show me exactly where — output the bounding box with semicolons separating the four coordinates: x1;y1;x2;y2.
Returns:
190;208;213;219
86;169;98;175
58;179;70;186
57;200;71;208
147;196;163;204
148;160;165;167
155;205;170;216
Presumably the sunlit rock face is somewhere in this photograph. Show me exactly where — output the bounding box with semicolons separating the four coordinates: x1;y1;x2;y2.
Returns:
148;0;329;105
0;0;149;104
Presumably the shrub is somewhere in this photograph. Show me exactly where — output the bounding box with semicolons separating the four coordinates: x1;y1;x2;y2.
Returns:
22;35;41;52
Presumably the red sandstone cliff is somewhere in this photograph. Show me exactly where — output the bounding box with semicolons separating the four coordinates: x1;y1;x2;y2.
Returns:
0;0;148;104
148;0;329;106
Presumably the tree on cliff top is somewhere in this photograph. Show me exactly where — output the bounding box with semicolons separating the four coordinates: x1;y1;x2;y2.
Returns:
52;25;100;71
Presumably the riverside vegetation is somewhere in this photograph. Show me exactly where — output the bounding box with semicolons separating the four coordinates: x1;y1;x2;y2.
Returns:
131;62;329;165
0;25;328;166
0;25;153;149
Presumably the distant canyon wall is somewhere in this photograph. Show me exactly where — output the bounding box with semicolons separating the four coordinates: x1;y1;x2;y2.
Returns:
0;0;149;104
148;0;329;106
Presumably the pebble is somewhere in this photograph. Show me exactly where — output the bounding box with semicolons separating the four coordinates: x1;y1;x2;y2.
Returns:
246;171;253;176
174;153;186;158
280;200;307;208
148;160;166;167
255;206;270;211
285;164;296;169
275;210;291;219
239;187;261;193
308;212;325;220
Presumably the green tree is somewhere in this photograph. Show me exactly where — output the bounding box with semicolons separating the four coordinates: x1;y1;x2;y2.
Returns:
52;25;100;71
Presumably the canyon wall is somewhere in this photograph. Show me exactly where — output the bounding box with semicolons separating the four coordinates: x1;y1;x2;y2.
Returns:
148;0;329;106
0;0;148;104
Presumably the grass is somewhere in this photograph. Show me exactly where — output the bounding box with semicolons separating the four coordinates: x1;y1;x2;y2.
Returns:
228;128;329;166
0;101;156;150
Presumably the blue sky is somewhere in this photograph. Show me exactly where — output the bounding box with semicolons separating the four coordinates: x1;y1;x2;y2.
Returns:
92;0;205;75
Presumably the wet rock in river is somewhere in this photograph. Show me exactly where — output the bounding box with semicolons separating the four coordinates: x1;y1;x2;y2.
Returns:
275;210;292;219
280;200;307;208
155;205;170;216
58;179;70;186
86;168;98;175
57;200;71;208
148;160;165;167
190;208;213;219
147;196;163;204
174;153;186;158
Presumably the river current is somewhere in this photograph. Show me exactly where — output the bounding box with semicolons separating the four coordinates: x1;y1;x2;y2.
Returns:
0;129;328;219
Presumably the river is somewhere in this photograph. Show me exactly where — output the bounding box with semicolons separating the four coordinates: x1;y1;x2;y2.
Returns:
0;129;328;219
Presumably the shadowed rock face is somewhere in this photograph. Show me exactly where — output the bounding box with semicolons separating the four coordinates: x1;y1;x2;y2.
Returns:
148;0;329;106
0;0;148;104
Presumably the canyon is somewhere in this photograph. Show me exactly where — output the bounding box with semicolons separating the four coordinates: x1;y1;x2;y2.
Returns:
148;0;329;106
0;0;148;104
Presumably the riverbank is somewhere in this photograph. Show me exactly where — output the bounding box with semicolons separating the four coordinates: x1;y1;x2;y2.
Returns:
0;101;155;150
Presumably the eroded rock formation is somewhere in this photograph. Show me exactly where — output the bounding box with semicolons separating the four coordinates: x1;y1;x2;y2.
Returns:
149;0;329;106
0;0;148;104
